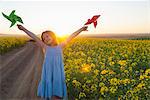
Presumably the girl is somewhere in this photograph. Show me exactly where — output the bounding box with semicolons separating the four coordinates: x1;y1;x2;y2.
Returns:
17;24;88;100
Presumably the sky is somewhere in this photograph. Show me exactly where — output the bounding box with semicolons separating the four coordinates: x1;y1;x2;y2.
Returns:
0;0;149;37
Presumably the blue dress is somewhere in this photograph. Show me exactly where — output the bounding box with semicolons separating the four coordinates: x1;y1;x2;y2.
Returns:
37;44;67;100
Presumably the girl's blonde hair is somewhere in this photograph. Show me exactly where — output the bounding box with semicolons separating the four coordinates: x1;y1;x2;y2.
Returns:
41;30;59;46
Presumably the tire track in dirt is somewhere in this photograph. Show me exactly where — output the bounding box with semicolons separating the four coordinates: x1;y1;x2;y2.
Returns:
0;42;45;100
0;44;28;70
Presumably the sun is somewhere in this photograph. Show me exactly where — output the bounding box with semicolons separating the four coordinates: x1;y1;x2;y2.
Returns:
56;32;69;38
55;32;69;42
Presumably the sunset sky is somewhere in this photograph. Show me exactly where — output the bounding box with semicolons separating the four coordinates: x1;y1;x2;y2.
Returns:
0;0;149;37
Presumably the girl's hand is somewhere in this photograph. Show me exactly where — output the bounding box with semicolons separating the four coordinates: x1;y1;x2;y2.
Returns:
17;24;25;30
81;26;88;31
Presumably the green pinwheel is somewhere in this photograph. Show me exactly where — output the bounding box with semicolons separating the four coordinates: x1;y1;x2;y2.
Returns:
2;10;23;27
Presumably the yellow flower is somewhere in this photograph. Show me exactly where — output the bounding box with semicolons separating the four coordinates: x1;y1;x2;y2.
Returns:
91;84;97;92
86;80;91;84
133;82;145;93
99;82;105;87
109;70;115;75
126;90;133;96
120;66;125;70
139;74;149;80
108;57;112;61
145;69;150;75
82;84;90;92
110;87;117;94
121;79;130;85
80;64;91;73
140;75;145;80
66;78;70;82
72;80;77;84
91;63;96;68
124;70;129;74
101;70;108;75
100;86;108;95
94;69;99;76
129;66;132;72
109;61;115;66
137;83;145;89
124;54;128;58
79;92;86;99
72;80;81;87
118;60;127;66
110;78;119;85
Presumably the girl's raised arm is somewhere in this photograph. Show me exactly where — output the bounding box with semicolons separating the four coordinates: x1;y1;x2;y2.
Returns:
17;24;46;49
60;26;88;48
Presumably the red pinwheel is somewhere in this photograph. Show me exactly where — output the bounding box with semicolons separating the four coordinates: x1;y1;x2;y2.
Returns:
84;15;100;28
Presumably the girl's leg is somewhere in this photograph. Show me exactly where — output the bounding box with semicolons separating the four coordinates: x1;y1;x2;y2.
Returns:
51;95;63;100
45;97;50;100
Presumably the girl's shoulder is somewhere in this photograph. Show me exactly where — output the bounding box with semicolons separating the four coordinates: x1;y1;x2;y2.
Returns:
59;41;67;49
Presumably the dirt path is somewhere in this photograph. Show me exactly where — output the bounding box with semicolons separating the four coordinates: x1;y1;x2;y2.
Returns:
0;42;45;100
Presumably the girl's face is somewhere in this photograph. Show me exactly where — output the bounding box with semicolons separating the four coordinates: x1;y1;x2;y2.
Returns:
42;33;53;45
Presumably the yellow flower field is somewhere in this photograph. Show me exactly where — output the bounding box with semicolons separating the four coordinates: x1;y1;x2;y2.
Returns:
0;36;28;55
63;38;150;99
0;37;149;99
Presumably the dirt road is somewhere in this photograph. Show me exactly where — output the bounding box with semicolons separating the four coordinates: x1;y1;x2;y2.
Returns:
0;42;45;100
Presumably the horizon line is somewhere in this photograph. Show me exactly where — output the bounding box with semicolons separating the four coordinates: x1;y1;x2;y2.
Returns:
0;33;150;36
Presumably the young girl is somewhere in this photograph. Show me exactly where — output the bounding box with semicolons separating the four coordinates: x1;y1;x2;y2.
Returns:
17;24;88;100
